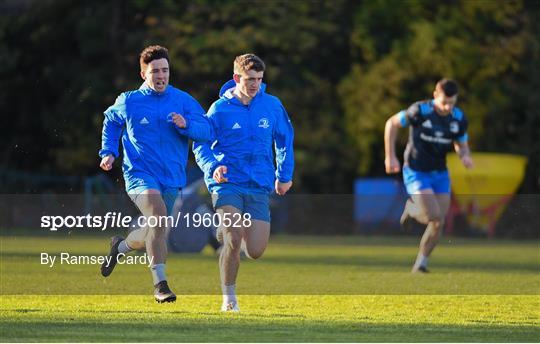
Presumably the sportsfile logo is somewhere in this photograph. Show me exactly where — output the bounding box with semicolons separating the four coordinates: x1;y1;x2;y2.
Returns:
41;212;132;231
40;212;252;231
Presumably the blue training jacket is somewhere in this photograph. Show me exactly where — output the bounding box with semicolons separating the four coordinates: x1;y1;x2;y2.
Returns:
193;79;294;193
99;83;212;189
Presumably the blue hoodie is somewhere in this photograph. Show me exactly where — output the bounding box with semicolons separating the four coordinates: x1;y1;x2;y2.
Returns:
193;80;294;193
99;83;212;190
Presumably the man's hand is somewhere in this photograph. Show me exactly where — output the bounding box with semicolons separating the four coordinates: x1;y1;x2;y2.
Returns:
461;155;474;169
213;165;228;183
100;155;115;171
385;155;401;174
275;180;292;196
171;113;187;128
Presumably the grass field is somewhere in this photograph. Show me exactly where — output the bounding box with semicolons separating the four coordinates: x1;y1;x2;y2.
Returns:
1;234;539;342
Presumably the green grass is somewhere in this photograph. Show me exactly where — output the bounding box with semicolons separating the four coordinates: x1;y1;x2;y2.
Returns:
1;234;539;342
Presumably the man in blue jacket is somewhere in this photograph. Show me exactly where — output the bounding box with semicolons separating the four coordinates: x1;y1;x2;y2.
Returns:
98;45;211;302
193;54;294;312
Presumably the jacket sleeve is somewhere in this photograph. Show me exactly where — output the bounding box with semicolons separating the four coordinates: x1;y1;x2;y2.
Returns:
192;104;220;176
273;103;295;183
99;93;126;158
176;94;212;142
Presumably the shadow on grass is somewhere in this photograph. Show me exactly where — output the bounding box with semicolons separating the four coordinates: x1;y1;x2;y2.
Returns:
0;318;538;342
260;254;540;273
70;308;304;319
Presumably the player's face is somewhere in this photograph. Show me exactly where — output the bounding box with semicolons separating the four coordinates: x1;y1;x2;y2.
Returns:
234;69;264;99
433;91;457;115
141;58;170;93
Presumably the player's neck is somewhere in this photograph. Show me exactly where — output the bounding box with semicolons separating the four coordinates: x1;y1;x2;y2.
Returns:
233;88;253;105
433;104;451;117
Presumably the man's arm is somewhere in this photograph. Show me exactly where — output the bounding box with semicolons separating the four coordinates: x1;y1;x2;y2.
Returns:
453;113;473;169
192;104;221;178
454;140;473;169
193;140;228;183
99;94;126;170
174;95;212;142
273;104;294;195
193;140;221;176
384;112;404;174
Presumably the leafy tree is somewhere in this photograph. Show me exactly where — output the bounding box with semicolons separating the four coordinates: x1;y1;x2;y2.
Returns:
1;0;359;193
339;0;535;190
1;0;538;194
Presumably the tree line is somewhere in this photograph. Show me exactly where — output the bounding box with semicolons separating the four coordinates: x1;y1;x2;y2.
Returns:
1;0;538;193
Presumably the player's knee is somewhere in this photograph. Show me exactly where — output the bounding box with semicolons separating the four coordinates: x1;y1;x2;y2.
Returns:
126;227;148;249
224;231;242;252
427;210;443;223
127;239;145;250
245;247;265;260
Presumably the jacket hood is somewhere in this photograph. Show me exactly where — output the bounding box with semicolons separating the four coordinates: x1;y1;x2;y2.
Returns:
218;79;267;98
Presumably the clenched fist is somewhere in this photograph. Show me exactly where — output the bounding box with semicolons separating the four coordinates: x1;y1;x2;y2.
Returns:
171;113;187;128
213;165;228;183
275;180;292;196
100;155;115;171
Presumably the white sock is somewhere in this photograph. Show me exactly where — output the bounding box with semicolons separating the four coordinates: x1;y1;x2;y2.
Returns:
150;263;167;286
415;253;429;268
222;284;237;304
117;240;133;254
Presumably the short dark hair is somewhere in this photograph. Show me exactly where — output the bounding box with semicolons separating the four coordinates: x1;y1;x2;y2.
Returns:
436;78;459;97
234;54;266;74
139;45;169;71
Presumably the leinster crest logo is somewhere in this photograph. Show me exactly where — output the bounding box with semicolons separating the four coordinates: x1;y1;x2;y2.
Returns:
450;121;459;134
258;118;270;129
